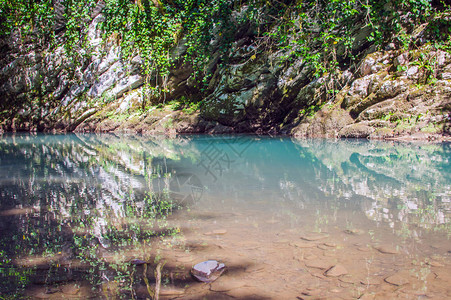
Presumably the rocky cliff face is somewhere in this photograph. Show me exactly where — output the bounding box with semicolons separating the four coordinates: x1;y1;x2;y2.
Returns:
0;4;143;132
1;3;450;140
292;48;451;140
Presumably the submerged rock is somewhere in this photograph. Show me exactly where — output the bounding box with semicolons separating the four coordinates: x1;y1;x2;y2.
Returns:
204;229;228;236
191;260;226;283
324;264;348;277
130;259;147;265
344;228;365;235
300;233;330;241
374;245;399;254
159;286;185;296
384;272;409;286
305;259;332;270
290;241;317;248
427;260;445;267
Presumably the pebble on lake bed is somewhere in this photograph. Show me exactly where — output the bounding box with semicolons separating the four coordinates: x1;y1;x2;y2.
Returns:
130;259;147;265
374;245;399;254
300;233;330;241
324;264;348;277
290;241;317;248
204;229;228;236
305;259;332;270
344;228;365;235
191;260;226;283
427;260;445;267
384;272;410;286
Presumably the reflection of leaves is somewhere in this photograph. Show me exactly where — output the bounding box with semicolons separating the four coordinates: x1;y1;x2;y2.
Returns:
294;139;451;236
349;152;401;185
0;134;193;298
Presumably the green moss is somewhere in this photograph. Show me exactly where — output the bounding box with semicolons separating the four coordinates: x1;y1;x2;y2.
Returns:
420;123;439;134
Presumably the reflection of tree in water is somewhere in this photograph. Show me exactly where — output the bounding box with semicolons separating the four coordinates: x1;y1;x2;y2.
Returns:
294;139;451;235
0;134;198;297
1;134;450;297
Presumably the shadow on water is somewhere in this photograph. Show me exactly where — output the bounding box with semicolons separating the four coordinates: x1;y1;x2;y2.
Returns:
0;133;450;298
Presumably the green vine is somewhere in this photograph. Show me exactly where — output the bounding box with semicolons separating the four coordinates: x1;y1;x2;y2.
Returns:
1;0;450;111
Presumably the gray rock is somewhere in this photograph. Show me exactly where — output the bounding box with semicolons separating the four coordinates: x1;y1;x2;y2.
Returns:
87;61;125;98
441;72;451;80
361;56;376;76
385;43;396;50
343;77;371;107
376;79;407;99
108;74;143;99
191;260;226;283
97;47;121;75
394;53;409;67
338;124;375;138
436;50;450;67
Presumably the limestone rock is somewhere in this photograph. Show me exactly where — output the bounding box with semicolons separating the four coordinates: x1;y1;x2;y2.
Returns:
191;260;226;283
342;77;370;109
361;56;376;76
375;79;407;100
394;53;409;67
338;124;375;138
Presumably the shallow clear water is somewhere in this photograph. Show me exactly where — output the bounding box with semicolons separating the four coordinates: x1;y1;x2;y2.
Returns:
0;133;450;299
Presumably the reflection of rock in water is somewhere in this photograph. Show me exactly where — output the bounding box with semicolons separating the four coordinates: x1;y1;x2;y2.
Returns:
1;134;451;298
293;139;451;234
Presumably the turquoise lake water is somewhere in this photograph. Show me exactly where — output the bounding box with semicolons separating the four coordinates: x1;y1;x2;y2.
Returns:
0;133;450;299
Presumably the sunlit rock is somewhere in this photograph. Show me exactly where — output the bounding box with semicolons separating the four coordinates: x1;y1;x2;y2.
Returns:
191;260;226;283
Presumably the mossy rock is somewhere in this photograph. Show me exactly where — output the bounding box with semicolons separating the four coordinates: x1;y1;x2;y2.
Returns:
370;127;395;139
338;123;375;138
